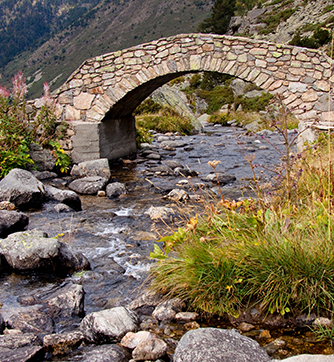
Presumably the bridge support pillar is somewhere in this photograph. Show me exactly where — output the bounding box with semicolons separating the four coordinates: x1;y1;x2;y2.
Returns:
70;116;136;163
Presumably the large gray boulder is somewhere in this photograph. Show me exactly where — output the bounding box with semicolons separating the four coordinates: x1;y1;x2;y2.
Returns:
71;158;111;180
0;210;29;238
69;176;108;195
173;328;270;362
80;344;131;362
44;184;81;211
80;307;139;344
0;229;90;274
0;169;46;210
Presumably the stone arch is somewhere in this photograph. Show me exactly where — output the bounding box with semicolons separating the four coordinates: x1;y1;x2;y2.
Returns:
55;33;333;162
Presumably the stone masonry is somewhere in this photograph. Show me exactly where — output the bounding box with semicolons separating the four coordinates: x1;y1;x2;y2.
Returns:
49;33;334;161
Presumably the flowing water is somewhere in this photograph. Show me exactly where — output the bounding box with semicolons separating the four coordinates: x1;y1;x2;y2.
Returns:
1;124;331;359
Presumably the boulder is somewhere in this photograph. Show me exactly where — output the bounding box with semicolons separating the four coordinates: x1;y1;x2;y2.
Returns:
0;229;90;274
144;207;175;221
174;328;270;362
121;331;156;349
45;283;85;318
69;176;108;195
163;160;184;169
174;167;198;177
165;189;189;202
0;210;29;238
203;172;236;185
53;203;74;213
30;170;57;180
43;330;84;356
71;158;111;180
106;182;127;198
175;312;199;322
80;307;139;344
128;291;163;315
44;184;81;211
152;298;185;322
6;306;55;335
0;333;41;349
0;345;44;362
0;314;5;334
132;338;168;361
160;140;188;149
29;143;56;171
80;344;131;362
0;169;46;210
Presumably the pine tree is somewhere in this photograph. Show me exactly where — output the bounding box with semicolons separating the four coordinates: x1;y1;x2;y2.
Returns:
197;0;236;35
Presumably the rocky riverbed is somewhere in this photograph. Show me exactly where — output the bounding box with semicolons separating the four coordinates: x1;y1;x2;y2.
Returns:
0;122;333;361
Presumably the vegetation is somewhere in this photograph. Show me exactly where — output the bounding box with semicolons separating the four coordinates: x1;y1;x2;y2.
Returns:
0;72;70;177
198;0;236;34
149;100;334;318
235;92;274;112
259;7;296;35
289;27;332;49
135;105;194;135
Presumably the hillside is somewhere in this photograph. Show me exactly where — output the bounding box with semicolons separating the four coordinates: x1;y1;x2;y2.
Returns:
228;0;334;50
1;0;333;100
0;0;214;98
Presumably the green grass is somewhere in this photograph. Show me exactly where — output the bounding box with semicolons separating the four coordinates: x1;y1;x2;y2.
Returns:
149;125;334;318
136;106;194;135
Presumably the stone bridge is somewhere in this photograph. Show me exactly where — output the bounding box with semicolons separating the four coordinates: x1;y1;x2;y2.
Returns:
54;33;334;163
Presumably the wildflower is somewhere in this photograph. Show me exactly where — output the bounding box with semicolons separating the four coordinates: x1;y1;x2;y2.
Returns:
0;86;10;98
208;160;221;169
12;71;27;101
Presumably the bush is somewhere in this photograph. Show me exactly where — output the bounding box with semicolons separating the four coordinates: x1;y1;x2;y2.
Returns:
235;92;274;112
0;72;69;177
133;99;162;115
197;85;234;114
208;112;231;125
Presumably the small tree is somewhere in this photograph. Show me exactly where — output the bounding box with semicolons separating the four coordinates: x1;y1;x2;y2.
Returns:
197;0;236;35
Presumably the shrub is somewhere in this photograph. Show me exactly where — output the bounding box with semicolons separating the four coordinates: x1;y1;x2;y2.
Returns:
169;76;185;86
197;85;234;114
133;99;162;115
0;72;69;177
235;92;274;112
208;112;231;125
136;106;194;135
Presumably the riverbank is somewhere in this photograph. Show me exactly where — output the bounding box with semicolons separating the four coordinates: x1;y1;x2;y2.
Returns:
1;122;333;360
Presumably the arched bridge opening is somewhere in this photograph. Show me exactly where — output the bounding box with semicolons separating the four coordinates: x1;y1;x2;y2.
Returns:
54;33;333;163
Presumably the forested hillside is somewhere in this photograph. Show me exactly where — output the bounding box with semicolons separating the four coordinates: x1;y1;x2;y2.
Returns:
0;0;214;98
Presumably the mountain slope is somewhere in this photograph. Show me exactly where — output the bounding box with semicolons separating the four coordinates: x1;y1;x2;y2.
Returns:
0;0;214;98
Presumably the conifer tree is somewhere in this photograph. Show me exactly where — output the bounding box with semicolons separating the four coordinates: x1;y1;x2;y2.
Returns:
197;0;236;35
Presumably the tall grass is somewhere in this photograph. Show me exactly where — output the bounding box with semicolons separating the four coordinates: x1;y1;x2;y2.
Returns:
149;106;334;318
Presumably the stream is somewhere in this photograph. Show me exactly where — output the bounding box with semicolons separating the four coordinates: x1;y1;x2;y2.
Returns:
1;123;332;360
